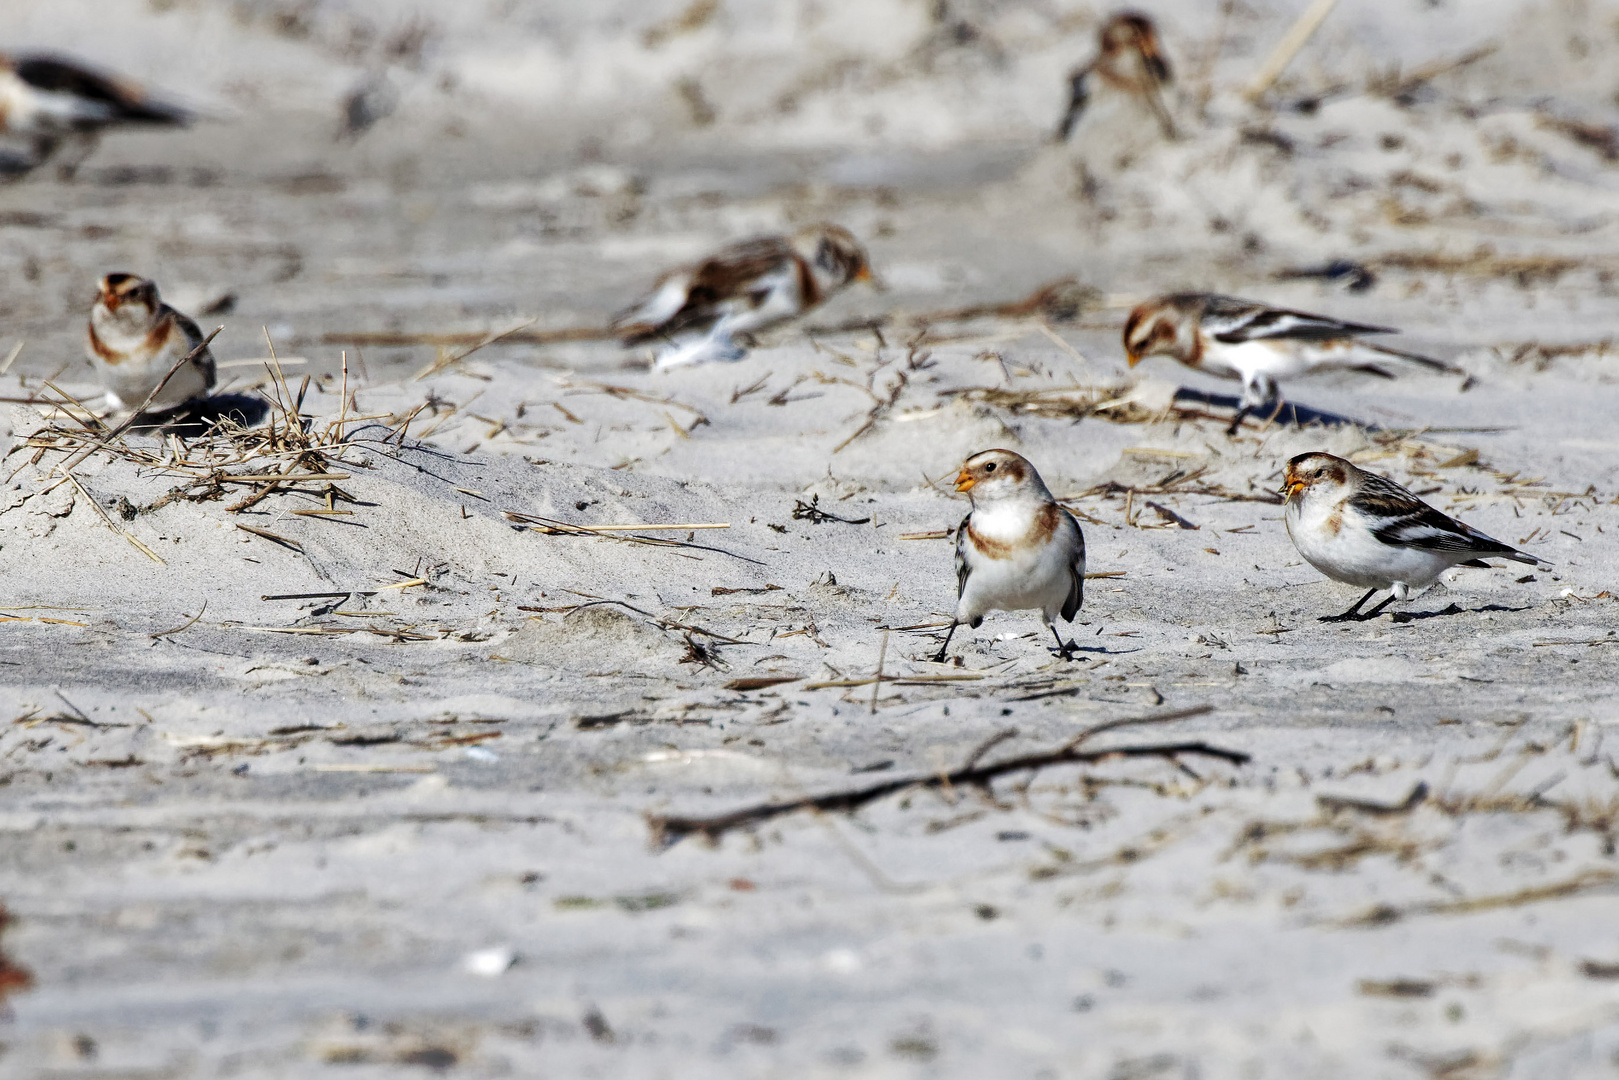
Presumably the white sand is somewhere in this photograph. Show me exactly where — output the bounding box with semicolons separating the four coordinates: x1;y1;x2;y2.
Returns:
2;0;1619;1075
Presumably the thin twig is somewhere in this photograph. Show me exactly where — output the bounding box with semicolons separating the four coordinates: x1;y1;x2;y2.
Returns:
149;602;207;639
413;318;540;381
647;705;1232;844
869;631;889;716
1245;0;1341;102
504;510;762;564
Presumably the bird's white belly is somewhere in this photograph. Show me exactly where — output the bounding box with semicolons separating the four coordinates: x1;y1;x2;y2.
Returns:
1206;340;1319;381
1064;92;1167;171
92;327;205;411
1286;503;1454;592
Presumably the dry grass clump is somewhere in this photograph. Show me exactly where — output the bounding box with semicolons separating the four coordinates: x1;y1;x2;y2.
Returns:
11;349;372;551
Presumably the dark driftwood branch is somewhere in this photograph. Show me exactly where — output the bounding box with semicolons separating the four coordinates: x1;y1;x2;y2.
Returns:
647;705;1241;845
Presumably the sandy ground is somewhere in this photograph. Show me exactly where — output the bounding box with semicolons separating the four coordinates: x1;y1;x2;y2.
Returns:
2;0;1619;1076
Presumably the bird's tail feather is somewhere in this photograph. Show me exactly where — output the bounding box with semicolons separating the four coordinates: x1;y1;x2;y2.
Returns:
1364;341;1462;374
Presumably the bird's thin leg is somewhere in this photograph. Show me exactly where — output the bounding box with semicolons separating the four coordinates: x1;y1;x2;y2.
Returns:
1049;624;1077;660
1319;587;1379;623
1359;593;1399;621
932;622;958;664
1225;404;1251;436
55;132;98;182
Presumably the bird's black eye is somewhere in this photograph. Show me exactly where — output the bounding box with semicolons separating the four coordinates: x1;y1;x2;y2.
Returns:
984;462;996;472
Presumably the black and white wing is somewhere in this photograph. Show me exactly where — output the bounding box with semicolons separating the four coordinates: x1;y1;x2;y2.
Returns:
14;55;190;126
171;308;216;391
953;512;973;601
1059;508;1085;622
1199;294;1395;345
1353;472;1539;564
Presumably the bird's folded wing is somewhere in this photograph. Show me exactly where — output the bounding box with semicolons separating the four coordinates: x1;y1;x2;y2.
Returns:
1203;296;1395;344
171;309;216;389
954;514;972;600
16;55;189;125
1355;487;1508;554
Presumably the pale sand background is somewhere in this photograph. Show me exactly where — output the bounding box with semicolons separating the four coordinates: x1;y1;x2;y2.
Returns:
2;0;1619;1076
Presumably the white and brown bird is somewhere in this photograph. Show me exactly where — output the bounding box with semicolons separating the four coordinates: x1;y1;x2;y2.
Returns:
1055;11;1175;144
0;54;190;178
1282;452;1542;622
935;449;1087;662
87;274;215;414
1124;293;1455;433
612;224;873;369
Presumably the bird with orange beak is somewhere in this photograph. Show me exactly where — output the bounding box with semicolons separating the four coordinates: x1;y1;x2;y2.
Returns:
1123;293;1455;434
1282;451;1542;622
86;273;215;414
935;449;1087;662
613;223;874;369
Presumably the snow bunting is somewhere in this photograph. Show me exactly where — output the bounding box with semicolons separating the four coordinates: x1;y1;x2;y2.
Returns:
87;274;216;414
1124;293;1455;433
0;54;190;178
934;449;1087;662
612;224;873;369
1055;11;1175;144
1282;452;1542;622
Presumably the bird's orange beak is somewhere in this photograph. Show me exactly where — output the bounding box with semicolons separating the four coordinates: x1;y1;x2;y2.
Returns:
1126;349;1142;368
853;263;885;293
954;469;975;493
1281;470;1307;501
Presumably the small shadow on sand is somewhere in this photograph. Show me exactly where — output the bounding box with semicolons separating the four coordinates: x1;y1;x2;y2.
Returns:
1172;387;1372;431
1389;603;1529;624
124;393;270;436
1054;644;1143;658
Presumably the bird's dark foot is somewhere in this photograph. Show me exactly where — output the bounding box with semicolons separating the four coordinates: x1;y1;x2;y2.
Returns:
1320;589;1395;622
1047;626;1079;660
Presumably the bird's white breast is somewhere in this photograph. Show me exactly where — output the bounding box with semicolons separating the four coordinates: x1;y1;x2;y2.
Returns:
957;500;1077;622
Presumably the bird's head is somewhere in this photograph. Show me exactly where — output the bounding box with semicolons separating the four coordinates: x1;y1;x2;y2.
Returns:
1100;12;1171;83
1123;295;1198;367
1282;452;1353;503
96;273;160;317
954;448;1051;503
797;223;878;291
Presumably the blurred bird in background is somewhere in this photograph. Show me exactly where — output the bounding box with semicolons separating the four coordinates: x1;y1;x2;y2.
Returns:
613;224;875;369
1055;11;1176;146
0;53;190;179
1124;293;1455;434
